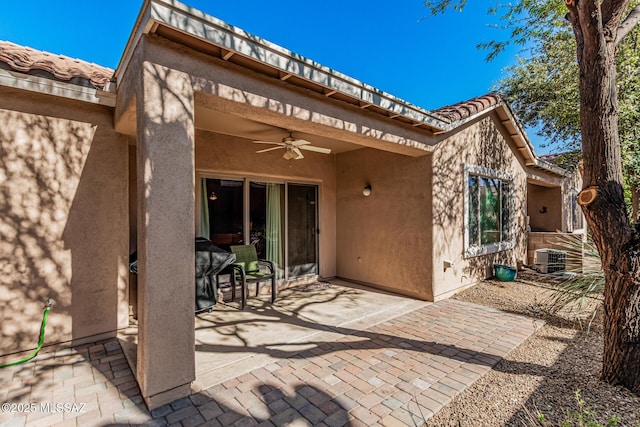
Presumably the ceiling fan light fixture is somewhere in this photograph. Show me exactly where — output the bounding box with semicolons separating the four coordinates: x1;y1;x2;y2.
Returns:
282;150;297;160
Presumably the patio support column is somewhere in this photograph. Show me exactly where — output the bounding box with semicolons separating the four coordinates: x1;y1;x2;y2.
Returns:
135;61;196;409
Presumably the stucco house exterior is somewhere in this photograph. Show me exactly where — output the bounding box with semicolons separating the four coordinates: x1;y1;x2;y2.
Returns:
0;0;580;408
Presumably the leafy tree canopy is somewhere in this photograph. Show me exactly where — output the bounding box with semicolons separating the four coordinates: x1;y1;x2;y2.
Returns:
425;0;640;200
492;1;640;187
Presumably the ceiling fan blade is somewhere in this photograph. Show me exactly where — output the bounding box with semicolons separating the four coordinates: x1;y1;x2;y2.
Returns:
256;146;284;153
293;148;304;159
299;145;332;154
253;141;283;145
291;139;311;146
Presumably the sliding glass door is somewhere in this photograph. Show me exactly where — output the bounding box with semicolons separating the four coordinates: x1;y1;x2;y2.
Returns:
249;182;285;276
287;184;318;277
199;177;318;280
202;178;244;249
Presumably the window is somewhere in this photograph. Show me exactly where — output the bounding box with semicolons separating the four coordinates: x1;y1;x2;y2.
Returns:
464;165;514;257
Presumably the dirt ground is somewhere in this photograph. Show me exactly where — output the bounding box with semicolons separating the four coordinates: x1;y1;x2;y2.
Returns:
425;272;640;426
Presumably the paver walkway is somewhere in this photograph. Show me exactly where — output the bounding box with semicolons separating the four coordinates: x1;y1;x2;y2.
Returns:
0;298;540;427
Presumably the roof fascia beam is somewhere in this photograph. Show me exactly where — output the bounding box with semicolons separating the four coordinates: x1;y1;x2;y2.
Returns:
127;0;449;132
114;2;155;82
0;69;115;107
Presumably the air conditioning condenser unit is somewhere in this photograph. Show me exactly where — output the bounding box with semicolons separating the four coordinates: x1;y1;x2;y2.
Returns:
534;249;566;273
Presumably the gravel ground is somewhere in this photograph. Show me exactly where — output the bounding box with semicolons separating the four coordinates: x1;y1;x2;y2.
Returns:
425;272;640;427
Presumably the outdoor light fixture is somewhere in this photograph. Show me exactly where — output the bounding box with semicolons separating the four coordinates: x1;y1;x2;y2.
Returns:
209;191;218;201
363;184;372;197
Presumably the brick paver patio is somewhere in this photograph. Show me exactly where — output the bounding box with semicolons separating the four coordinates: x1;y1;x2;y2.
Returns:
0;299;540;426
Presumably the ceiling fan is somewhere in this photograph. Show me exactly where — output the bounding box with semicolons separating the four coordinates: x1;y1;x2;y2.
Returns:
253;132;332;160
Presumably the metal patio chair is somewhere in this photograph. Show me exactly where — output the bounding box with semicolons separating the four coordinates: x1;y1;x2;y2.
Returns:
229;244;277;307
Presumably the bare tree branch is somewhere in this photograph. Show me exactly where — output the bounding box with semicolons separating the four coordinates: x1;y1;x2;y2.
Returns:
616;5;640;45
565;7;585;64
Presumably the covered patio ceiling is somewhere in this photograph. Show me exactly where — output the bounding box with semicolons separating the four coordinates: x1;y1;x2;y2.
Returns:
195;107;363;156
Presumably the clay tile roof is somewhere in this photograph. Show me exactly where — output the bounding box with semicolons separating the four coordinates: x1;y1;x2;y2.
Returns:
0;41;114;90
433;93;503;123
540;150;582;170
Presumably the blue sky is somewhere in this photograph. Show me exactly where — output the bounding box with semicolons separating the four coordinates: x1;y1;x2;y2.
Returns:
0;0;549;153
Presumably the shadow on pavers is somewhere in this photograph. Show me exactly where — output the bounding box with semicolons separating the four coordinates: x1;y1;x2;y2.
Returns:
102;382;352;426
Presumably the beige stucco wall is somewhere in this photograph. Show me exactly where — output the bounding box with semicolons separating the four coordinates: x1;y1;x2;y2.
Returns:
194;130;337;278
430;114;528;300
527;183;563;232
0;87;129;358
335;148;433;299
526;165;584;233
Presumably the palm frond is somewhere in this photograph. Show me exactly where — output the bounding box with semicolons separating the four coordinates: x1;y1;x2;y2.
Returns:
542;234;604;328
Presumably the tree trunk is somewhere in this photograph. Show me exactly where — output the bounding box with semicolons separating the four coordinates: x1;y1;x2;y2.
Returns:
601;242;640;391
568;2;640;393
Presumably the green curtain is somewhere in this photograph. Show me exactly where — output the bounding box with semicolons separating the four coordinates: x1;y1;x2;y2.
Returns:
265;183;283;275
199;178;210;238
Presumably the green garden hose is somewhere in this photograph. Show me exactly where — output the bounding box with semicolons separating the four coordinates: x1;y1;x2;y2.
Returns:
0;299;52;368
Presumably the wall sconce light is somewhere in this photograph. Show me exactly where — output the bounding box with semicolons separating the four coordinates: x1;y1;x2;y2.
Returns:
362;184;372;197
539;206;547;214
209;191;218;201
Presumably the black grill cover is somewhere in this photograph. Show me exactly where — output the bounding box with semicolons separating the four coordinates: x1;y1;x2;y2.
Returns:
195;237;236;311
129;238;236;312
